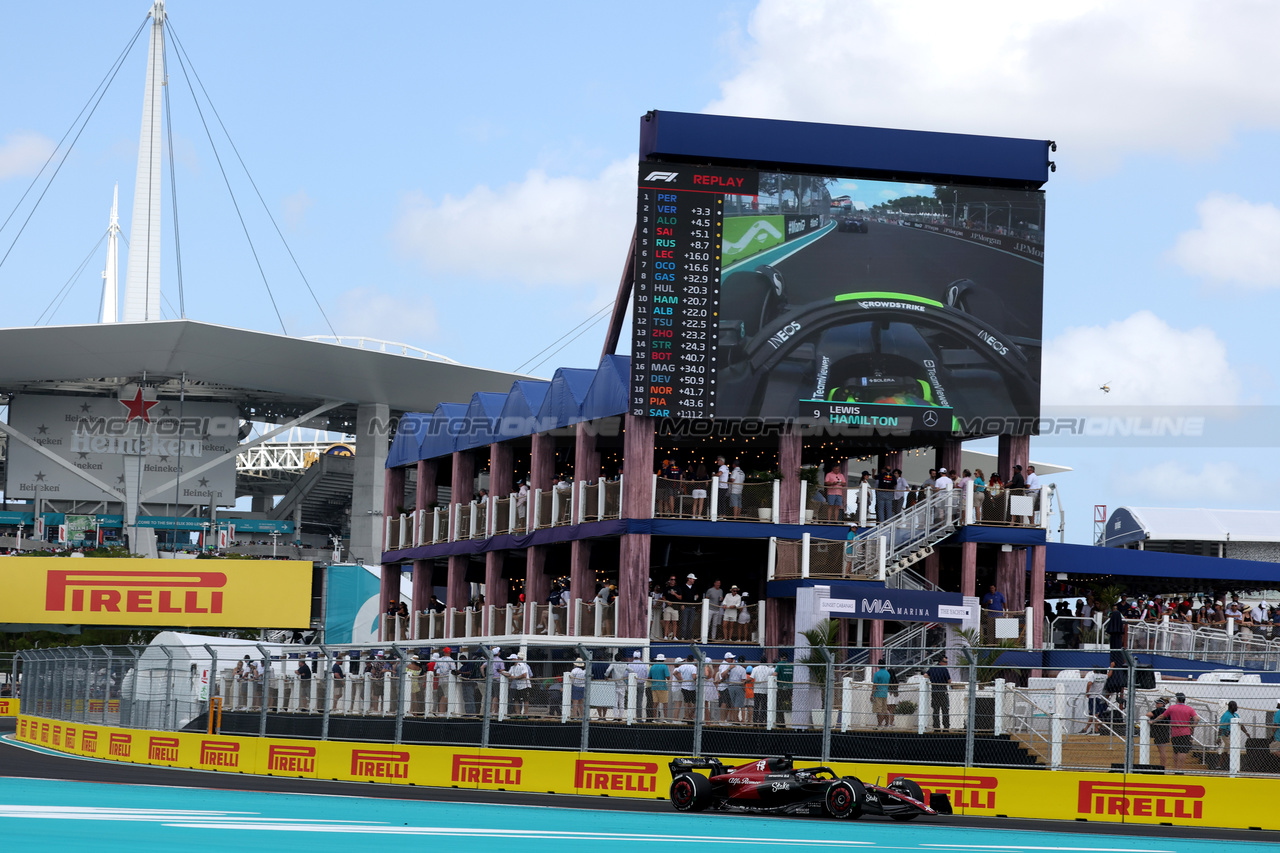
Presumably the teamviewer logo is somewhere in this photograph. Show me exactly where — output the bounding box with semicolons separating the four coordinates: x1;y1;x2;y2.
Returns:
644;171;679;182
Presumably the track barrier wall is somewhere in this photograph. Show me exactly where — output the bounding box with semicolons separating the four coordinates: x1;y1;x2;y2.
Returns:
13;713;1280;830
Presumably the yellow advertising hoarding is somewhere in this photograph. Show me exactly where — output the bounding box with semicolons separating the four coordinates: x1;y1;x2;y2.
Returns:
14;714;1280;830
0;697;17;716
0;557;312;627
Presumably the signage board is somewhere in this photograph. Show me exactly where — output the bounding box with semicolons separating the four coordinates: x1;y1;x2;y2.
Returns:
5;395;238;505
631;164;1044;435
820;584;972;623
0;557;312;627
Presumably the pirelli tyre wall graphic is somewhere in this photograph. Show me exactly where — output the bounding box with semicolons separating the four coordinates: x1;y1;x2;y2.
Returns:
0;557;312;628
14;715;1280;830
0;698;17;716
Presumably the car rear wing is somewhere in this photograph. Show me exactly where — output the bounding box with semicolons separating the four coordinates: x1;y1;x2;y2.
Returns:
668;757;728;776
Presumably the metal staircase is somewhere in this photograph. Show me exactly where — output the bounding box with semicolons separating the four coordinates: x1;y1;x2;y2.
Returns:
847;489;962;580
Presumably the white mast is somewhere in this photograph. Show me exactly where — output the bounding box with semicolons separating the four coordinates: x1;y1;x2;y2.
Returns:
122;0;166;323
101;183;120;323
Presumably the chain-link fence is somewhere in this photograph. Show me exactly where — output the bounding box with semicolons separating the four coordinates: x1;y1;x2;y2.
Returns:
17;642;1280;776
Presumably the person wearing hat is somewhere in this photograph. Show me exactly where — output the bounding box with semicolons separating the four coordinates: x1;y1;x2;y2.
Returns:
569;658;587;718
674;656;699;722
406;655;425;717
722;585;743;642
503;652;532;716
485;648;505;717
1164;692;1200;772
1146;697;1171;767
649;654;670;722
680;573;703;640
434;647;456;716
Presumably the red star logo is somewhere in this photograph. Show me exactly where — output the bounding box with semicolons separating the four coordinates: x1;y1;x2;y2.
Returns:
119;388;159;423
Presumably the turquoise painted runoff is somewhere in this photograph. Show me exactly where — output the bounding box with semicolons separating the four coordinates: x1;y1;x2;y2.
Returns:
0;775;1270;852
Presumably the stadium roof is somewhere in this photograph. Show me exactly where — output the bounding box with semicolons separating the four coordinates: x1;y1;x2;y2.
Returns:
1101;506;1280;547
0;320;524;431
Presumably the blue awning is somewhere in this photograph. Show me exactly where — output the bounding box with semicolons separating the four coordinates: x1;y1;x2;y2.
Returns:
1046;542;1280;584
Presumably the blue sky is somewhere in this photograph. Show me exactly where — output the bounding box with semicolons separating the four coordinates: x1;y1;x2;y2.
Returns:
2;1;1279;542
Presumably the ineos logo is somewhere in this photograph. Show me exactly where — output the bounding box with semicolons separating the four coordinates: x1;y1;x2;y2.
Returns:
766;321;802;350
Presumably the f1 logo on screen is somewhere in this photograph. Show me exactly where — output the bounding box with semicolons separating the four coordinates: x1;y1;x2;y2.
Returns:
644;171;679;182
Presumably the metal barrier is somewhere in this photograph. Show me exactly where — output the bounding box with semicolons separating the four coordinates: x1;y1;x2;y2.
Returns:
17;643;1280;774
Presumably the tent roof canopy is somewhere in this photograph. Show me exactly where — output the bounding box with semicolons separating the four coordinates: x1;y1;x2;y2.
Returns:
1102;506;1280;546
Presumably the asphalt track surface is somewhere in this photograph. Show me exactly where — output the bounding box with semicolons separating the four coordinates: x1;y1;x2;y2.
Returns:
769;221;1043;340
2;721;1279;849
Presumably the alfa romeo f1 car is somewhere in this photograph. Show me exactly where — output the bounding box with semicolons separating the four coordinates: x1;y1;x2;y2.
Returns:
668;757;951;820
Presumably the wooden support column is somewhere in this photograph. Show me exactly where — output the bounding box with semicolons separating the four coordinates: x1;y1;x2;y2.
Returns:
923;552;940;588
618;415;655;638
997;434;1029;482
569;423;601;632
485;442;513;621
447;450;475;610
525;432;556;614
765;598;794;652
778;427;801;524
960;541;977;598
995;547;1022;613
380;465;407;640
935;438;962;477
1029;545;1046;647
869;620;885;664
379;565;399;642
412;458;438;618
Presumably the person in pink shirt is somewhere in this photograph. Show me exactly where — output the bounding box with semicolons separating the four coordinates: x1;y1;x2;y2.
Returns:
1163;692;1200;773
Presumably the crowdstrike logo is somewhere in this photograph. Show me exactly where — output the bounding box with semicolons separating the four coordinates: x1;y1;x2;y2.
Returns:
645;171;679;182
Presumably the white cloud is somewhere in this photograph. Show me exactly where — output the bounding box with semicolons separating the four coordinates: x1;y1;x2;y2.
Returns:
0;132;54;180
330;286;441;352
1169;193;1280;289
1041;310;1240;405
708;1;1280;169
1120;460;1262;505
282;189;315;231
392;159;635;286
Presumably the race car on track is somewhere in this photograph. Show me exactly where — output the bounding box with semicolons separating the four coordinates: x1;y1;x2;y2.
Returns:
668;757;951;820
837;216;868;233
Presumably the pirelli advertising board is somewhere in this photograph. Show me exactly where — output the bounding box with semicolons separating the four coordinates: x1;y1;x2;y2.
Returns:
0;558;312;627
15;715;1280;830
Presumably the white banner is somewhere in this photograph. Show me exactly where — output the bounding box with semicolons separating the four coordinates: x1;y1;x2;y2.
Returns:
5;395;238;505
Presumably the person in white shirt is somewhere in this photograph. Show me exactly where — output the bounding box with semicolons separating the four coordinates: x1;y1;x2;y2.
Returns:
1025;465;1040;490
627;651;649;718
893;469;909;516
933;468;954;492
729;464;746;518
516;480;529;523
716;456;730;509
725;657;748;723
750;662;774;724
434;649;456;715
675;657;699;721
503;653;532;716
605;652;630;719
569;658;587;718
721;586;743;642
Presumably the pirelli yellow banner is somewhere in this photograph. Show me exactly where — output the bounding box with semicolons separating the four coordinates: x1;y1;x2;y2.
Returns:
14;714;1280;830
0;557;312;627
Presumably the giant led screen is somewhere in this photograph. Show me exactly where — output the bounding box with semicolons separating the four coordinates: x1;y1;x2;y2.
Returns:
630;164;1044;434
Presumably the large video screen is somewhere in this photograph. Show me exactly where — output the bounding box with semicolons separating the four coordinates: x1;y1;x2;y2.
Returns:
630;165;1044;433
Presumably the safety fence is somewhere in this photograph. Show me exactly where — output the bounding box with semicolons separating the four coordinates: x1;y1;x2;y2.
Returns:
15;643;1280;776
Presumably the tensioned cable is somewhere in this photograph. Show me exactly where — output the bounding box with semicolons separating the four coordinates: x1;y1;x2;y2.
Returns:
0;17;149;274
527;311;611;374
162;37;186;318
167;21;337;338
34;229;109;325
513;300;615;373
164;21;287;334
0;15;149;243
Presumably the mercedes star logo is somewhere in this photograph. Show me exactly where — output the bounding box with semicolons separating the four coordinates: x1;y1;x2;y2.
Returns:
922;411;939;427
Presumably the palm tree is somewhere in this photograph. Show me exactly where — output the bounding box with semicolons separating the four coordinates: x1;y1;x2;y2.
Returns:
799;618;839;690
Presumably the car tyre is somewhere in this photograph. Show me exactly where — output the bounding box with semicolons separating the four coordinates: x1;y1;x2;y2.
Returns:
889;777;924;819
824;779;862;819
670;772;712;812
